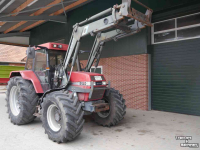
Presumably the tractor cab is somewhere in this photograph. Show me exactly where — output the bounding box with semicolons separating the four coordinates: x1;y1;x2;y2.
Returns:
25;42;107;98
25;42;69;91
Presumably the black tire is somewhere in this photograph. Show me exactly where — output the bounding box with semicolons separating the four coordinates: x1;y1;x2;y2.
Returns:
93;88;126;126
5;76;39;125
41;91;84;143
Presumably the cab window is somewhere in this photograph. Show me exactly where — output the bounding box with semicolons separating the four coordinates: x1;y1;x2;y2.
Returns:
34;49;47;71
48;50;66;71
25;58;33;70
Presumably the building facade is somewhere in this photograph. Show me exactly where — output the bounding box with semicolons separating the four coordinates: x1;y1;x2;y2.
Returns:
29;0;200;116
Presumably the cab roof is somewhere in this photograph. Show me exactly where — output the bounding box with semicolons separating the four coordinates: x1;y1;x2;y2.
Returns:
38;42;68;51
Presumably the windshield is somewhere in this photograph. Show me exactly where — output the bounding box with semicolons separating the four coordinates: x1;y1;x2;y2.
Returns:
48;49;79;73
48;50;66;70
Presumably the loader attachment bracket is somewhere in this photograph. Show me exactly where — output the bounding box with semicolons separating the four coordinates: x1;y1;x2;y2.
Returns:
82;100;110;112
127;8;152;26
121;0;153;27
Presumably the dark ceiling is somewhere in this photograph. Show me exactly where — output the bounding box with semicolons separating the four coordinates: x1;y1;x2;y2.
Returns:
0;0;91;46
0;0;90;33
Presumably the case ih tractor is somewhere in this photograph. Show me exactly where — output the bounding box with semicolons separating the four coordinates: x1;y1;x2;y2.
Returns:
6;0;152;143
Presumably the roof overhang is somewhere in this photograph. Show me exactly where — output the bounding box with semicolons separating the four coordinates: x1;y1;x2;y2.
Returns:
0;0;92;46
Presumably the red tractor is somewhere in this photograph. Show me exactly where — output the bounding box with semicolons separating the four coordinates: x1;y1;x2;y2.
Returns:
6;0;152;143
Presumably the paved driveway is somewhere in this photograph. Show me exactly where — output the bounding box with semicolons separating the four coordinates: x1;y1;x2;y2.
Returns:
0;93;199;150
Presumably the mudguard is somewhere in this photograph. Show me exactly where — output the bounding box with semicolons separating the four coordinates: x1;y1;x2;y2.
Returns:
9;70;44;93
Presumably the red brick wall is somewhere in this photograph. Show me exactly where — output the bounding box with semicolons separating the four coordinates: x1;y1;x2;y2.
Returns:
81;54;149;110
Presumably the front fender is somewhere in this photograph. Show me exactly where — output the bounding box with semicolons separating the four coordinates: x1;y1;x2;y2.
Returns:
10;70;44;93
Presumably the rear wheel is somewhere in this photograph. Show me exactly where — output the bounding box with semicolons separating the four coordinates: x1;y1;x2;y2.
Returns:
5;77;39;125
41;91;84;143
93;88;126;126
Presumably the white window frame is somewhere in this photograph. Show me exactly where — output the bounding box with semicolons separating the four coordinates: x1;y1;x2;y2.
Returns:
90;66;103;74
152;12;200;44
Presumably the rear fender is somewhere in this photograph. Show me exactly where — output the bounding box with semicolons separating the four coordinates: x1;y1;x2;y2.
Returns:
9;70;44;93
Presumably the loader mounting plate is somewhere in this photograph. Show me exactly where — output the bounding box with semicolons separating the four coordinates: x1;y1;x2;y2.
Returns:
93;103;109;112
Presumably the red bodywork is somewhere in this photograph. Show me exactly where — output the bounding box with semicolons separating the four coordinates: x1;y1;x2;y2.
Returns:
9;70;44;93
70;72;106;101
9;70;106;101
10;70;106;101
38;42;68;51
9;42;107;101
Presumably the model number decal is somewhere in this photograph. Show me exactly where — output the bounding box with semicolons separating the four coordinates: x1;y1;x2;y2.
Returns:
82;25;89;36
94;76;102;81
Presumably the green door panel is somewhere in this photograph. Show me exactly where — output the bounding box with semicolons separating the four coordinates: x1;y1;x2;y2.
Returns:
151;38;200;116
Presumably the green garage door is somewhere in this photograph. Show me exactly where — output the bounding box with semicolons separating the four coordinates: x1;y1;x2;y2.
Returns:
151;38;200;116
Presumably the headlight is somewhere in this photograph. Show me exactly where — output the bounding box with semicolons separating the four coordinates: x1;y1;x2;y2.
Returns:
102;81;106;85
85;82;96;86
85;82;91;86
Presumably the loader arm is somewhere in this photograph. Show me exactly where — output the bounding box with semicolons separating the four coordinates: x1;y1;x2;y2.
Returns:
61;0;153;86
84;17;148;72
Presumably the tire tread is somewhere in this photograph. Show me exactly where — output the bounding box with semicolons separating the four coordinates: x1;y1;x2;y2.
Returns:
93;88;126;127
41;91;84;143
5;77;39;125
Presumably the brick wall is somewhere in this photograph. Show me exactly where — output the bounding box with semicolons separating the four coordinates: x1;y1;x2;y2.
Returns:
81;54;149;110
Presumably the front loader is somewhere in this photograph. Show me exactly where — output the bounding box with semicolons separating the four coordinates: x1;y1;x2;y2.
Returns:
6;0;152;143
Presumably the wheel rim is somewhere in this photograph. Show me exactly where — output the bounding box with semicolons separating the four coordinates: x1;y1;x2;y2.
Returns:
97;110;110;118
47;104;61;132
9;86;20;116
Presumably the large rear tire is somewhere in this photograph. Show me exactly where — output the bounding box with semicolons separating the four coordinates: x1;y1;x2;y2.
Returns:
93;88;126;126
41;91;84;143
5;77;39;125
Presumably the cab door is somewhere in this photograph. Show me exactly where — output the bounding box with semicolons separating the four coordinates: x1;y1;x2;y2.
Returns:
34;49;50;92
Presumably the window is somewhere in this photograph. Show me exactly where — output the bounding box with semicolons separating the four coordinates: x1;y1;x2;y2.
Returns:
152;12;200;44
25;58;33;70
48;50;66;69
177;26;200;39
34;49;47;71
177;13;200;27
154;31;175;43
90;66;103;74
154;19;175;32
34;49;48;84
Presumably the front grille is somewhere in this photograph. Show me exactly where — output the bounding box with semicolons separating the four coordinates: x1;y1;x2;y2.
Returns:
90;87;105;100
96;81;102;85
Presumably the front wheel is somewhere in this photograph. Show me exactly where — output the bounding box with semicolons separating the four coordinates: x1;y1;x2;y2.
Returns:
5;77;39;125
93;88;126;127
41;91;84;143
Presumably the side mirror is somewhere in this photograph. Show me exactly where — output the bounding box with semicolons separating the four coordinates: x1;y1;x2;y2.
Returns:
27;47;35;59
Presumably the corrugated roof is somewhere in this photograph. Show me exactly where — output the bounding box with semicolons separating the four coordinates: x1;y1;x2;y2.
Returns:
0;44;27;62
